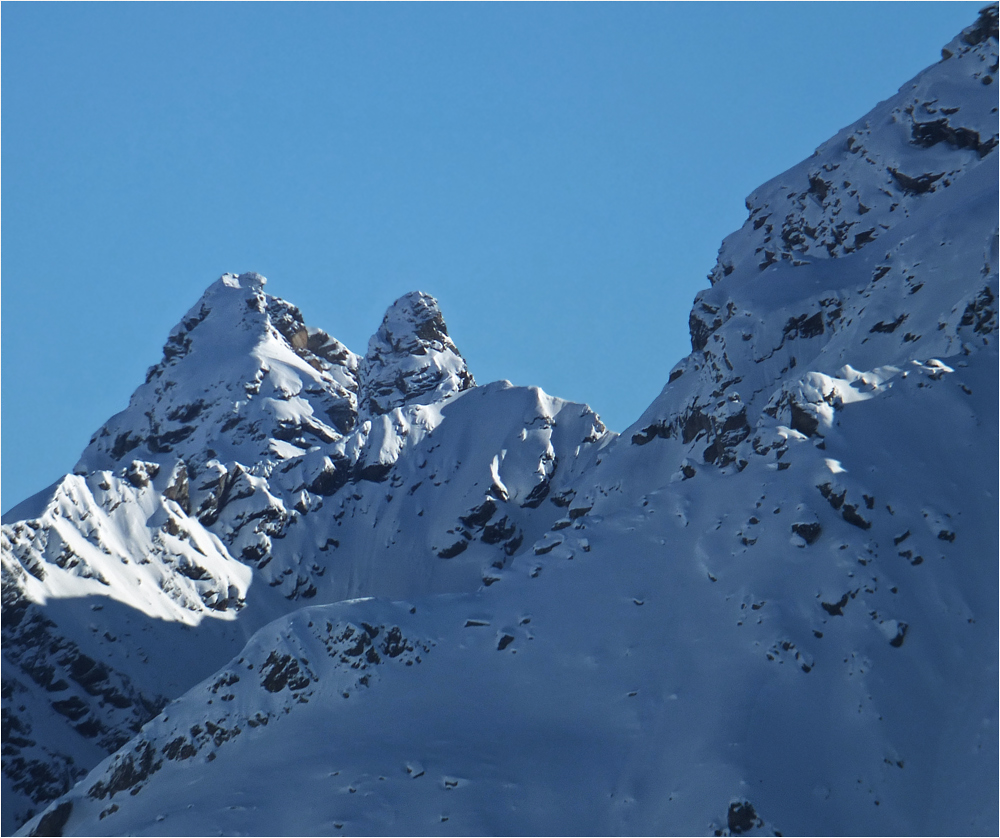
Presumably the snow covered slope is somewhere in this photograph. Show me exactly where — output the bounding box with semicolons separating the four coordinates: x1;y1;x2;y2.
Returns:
5;6;998;837
2;280;610;833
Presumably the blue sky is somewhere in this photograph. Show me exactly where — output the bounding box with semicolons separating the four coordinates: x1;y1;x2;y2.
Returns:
1;1;984;510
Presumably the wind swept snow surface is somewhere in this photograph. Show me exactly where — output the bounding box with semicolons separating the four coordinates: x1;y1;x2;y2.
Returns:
5;6;999;836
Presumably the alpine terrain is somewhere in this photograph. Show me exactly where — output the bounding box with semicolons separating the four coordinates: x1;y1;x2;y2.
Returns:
3;7;998;836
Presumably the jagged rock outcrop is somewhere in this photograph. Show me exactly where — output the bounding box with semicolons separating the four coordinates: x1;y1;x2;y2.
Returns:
358;291;475;417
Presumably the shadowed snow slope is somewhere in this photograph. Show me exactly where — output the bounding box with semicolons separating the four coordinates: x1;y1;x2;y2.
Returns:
5;7;998;837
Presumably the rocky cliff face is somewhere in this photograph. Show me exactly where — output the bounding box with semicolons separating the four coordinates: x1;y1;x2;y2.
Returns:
4;7;998;837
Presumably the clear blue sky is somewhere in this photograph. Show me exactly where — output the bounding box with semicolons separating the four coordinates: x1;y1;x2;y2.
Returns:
1;2;984;510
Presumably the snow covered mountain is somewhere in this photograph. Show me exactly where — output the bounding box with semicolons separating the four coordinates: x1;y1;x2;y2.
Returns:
2;276;609;834
4;6;997;836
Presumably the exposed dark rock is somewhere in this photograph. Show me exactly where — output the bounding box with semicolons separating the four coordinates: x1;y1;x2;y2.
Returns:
29;801;72;837
66;655;113;698
354;462;393;484
88;740;162;800
807;173;830;202
889;168;945;195
259;653;311;693
482;516;517;545
791;522;822;545
124;461;159;489
817;482;847;510
548;488;575;507
149;425;196;453
162;736;197;761
163;463;190;514
533;539;561;556
703;408;750;465
359;292;475;416
165;401;205;424
460;499;497;530
821;593;851;617
959;284;997;335
783;312;825;340
690;302;724;352
308;459;348;496
50;697;89;722
521;479;551;509
789;402;820;437
324;403;356;435
911;117;996;157
682;409;713;444
161;331;193;364
869;314;908;334
841;504;872;530
631;424;663;446
960;4;998;46
502;532;524;557
381;626;409;658
109;433;142;461
633;400;740;451
436;540;469;559
853;228;876;248
727;800;763;835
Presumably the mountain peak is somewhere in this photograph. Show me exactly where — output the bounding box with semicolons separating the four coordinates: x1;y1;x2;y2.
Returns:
381;291;451;345
158;272;271;363
223;271;265;290
358;291;475;416
75;273;360;475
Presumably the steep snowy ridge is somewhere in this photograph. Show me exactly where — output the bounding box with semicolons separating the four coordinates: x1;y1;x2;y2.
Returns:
622;5;998;482
1;464;259;829
4;8;998;837
709;4;997;284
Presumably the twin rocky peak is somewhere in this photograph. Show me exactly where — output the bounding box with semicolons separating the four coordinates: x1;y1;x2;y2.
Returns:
77;273;476;478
